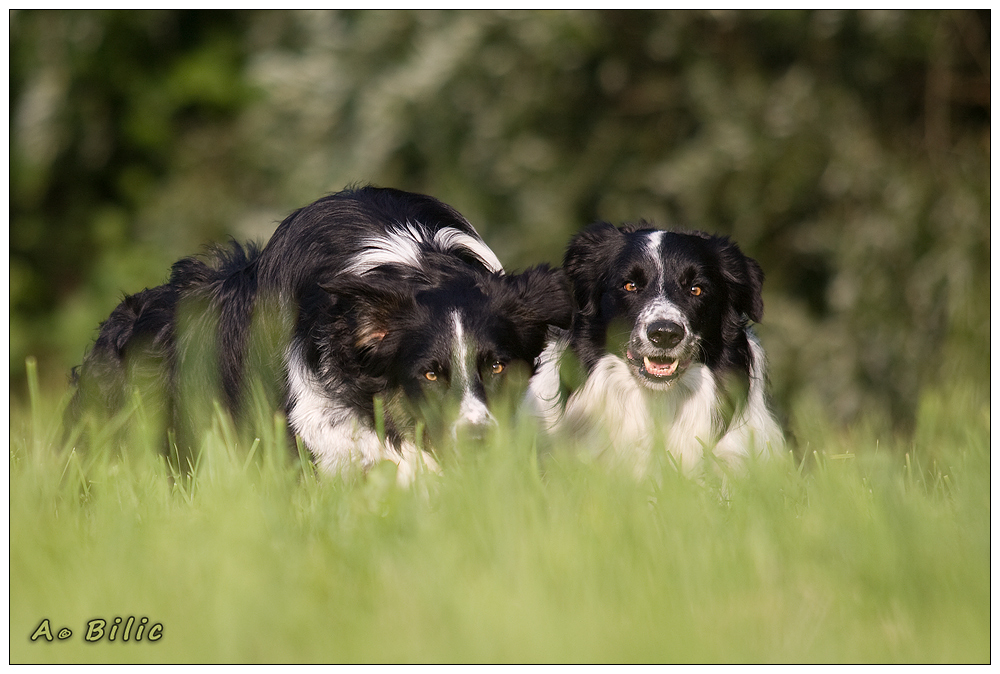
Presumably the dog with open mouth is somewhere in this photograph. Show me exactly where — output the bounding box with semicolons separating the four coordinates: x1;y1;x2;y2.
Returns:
526;221;784;477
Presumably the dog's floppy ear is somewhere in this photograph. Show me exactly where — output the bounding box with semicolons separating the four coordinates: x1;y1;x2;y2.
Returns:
321;273;416;349
562;221;624;318
501;265;573;328
494;265;573;359
713;237;765;325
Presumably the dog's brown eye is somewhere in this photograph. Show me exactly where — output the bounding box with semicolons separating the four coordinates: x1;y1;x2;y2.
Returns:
424;371;438;382
491;361;505;375
690;286;702;296
624;281;638;292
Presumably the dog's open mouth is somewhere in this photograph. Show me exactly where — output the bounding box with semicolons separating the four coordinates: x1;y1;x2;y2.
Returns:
626;349;689;383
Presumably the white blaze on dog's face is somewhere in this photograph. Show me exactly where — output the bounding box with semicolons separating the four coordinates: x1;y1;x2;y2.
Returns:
448;311;497;436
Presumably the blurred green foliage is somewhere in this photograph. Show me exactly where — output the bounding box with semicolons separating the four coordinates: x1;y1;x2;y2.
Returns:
10;9;990;430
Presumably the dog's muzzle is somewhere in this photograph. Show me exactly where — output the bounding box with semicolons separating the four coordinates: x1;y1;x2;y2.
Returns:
625;318;694;386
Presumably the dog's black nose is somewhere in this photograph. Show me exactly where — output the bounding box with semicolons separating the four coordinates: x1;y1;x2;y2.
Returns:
453;413;497;445
647;320;684;348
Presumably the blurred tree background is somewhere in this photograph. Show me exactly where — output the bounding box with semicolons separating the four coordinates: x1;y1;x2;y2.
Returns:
10;9;990;432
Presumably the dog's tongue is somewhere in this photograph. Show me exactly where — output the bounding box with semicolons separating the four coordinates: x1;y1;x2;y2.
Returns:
643;356;678;378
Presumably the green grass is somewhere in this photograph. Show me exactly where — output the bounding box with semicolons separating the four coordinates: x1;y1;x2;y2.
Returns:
10;361;990;663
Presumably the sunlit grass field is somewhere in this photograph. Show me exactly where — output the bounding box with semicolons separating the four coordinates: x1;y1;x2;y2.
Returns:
10;359;989;663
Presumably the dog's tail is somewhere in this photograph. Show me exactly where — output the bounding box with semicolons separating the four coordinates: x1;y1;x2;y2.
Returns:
67;284;179;434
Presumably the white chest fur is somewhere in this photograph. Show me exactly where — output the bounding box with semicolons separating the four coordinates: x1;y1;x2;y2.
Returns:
555;346;783;478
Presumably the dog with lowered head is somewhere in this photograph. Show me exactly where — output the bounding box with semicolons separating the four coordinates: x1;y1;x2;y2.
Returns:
70;186;572;482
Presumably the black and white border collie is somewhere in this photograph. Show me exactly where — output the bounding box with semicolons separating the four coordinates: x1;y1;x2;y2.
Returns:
71;187;571;482
527;221;783;477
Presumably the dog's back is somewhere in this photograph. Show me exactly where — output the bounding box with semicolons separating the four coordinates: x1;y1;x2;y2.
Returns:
70;284;178;417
